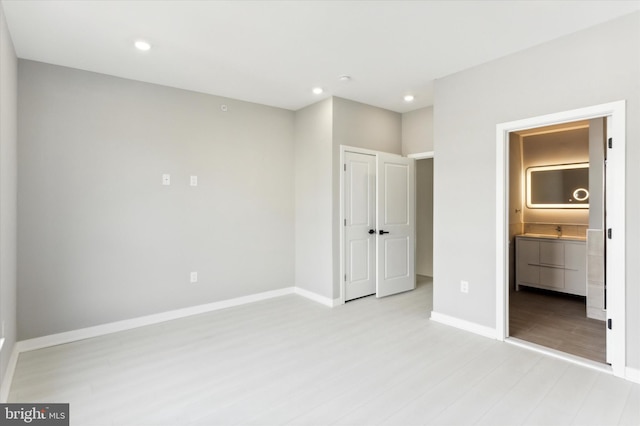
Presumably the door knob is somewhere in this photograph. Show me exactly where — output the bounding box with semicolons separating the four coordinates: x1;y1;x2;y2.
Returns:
379;230;390;235
368;229;375;235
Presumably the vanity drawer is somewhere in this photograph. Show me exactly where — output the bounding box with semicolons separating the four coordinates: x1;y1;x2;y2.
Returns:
515;236;586;296
539;241;563;266
540;266;564;289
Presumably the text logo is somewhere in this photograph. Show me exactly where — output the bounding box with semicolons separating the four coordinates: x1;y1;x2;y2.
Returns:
1;404;69;425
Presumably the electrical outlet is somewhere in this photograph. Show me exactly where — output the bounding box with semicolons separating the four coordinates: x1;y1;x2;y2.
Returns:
190;175;198;187
460;280;469;294
190;272;198;283
162;174;171;186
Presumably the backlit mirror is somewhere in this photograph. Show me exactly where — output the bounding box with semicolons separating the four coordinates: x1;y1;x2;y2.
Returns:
526;163;589;209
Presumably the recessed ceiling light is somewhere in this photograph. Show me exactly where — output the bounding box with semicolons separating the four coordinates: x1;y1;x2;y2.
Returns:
338;75;352;82
312;87;323;95
404;95;415;102
134;40;151;51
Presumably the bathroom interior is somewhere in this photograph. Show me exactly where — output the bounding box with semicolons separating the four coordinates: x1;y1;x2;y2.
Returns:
508;118;607;364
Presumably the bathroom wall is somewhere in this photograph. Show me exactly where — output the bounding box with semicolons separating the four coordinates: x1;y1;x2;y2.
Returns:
508;133;523;290
521;126;589;230
587;118;606;320
588;118;606;231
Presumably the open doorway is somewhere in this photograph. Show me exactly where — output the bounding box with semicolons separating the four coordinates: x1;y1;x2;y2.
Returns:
507;120;606;363
416;157;434;293
496;101;626;378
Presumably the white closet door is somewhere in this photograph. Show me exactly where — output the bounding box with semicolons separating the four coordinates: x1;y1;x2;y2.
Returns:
344;152;376;301
376;153;416;298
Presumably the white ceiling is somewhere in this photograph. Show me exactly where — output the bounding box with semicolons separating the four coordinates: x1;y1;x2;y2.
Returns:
2;1;639;113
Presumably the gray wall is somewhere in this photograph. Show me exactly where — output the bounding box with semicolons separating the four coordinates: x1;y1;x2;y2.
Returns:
18;61;295;340
432;12;639;368
333;97;402;154
294;98;333;298
416;159;433;277
294;96;402;300
402;106;434;156
403;107;434;278
332;97;401;298
0;3;18;383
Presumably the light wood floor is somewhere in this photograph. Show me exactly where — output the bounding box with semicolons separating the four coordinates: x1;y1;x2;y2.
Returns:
9;277;638;426
509;287;606;363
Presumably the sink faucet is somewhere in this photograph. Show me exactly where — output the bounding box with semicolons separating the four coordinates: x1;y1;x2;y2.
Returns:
556;225;562;237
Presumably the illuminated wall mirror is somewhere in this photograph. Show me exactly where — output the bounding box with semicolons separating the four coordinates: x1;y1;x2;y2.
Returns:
526;163;589;208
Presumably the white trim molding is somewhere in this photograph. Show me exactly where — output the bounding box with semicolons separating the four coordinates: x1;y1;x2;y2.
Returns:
294;287;340;307
407;151;434;159
495;100;626;378
12;285;341;355
430;311;497;340
16;287;295;353
0;346;19;402
626;367;640;384
0;286;344;400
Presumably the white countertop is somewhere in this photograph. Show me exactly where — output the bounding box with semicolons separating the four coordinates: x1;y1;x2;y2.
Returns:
517;233;587;242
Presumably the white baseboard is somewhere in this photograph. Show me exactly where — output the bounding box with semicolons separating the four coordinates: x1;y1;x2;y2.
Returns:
430;311;497;339
294;287;339;307
626;366;640;384
0;345;19;403
17;287;295;353
3;285;345;400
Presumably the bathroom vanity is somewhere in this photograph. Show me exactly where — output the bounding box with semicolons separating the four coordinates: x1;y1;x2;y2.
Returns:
515;234;586;296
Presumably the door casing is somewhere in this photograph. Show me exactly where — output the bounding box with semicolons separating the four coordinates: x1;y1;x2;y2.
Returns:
495;101;626;378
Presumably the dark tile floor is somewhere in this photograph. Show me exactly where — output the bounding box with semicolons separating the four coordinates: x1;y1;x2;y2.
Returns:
509;287;606;363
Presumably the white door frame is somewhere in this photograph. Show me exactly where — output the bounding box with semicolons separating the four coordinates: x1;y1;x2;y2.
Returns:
495;101;626;378
408;151;435;160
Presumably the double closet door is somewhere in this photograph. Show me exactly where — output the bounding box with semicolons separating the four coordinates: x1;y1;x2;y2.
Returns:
344;151;415;301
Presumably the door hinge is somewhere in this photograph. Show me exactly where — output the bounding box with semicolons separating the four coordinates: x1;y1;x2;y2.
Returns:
608;137;613;149
344;274;347;282
344;164;346;171
344;219;346;226
608;318;612;330
607;228;612;239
